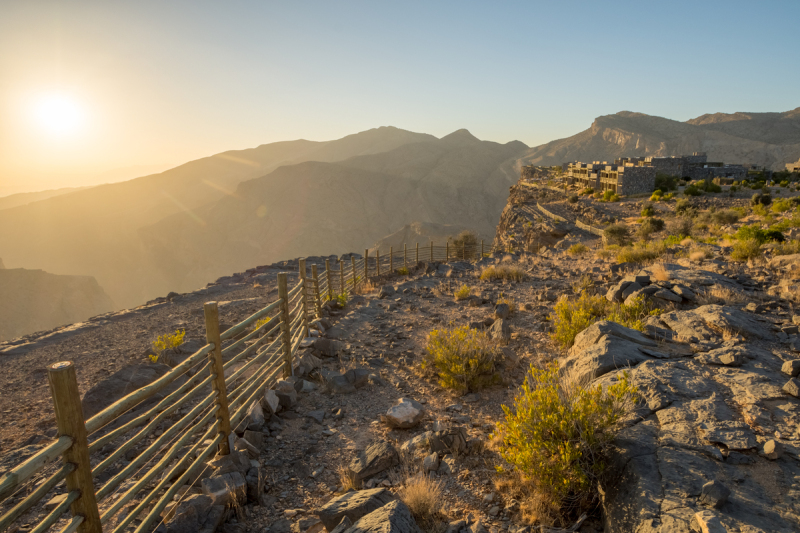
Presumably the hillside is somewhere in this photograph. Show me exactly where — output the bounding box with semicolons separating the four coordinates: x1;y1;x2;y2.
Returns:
369;221;491;254
0;127;436;308
0;267;113;341
522;108;800;169
0;186;94;211
139;130;527;295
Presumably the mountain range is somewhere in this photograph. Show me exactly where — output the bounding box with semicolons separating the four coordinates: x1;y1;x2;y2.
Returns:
1;108;799;319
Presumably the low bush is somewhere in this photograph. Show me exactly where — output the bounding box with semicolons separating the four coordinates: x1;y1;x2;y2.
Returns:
399;474;445;526
684;184;702;196
640;203;655;217
730;185;739;193
711;209;742;224
752;203;768;217
663;192;675;201
774;239;800;256
495;364;637;520
153;329;186;353
615;240;668;264
549;293;661;349
674;199;693;216
654;174;678;191
580;187;594;195
599;190;620;202
650;190;663;202
702;181;722;193
772;199;792;213
735;224;784;244
423;326;498;392
751;193;772;206
667;217;692;238
454;284;471;300
731;238;763;262
568;194;579;203
327;291;348;307
396;266;410;276
480;264;527;282
638;217;665;239
567;243;589;256
603;223;630;246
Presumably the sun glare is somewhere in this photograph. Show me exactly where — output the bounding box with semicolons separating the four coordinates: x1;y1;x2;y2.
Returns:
33;94;84;136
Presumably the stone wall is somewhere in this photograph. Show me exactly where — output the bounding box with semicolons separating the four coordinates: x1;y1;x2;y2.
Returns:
686;165;747;181
617;166;655;195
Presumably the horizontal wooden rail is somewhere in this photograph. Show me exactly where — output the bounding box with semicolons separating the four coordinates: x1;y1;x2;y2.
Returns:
0;435;73;500
29;490;79;533
220;299;282;341
0;463;74;530
85;344;212;434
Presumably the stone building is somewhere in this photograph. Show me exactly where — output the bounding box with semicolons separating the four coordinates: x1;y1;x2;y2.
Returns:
566;161;655;195
646;152;746;181
786;158;800;173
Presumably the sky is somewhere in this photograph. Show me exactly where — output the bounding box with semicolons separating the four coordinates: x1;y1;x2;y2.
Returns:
1;1;798;197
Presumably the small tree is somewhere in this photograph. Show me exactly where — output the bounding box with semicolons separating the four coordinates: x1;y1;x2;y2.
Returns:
449;230;479;259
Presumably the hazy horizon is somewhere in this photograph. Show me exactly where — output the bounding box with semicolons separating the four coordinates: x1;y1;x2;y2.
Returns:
2;0;799;196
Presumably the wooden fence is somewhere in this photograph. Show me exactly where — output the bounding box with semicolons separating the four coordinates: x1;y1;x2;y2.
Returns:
0;242;494;533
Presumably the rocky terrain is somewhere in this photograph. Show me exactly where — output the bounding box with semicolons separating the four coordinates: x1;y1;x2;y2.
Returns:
4;172;800;533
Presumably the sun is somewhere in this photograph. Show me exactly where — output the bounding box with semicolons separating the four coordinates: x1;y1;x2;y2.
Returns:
33;94;84;136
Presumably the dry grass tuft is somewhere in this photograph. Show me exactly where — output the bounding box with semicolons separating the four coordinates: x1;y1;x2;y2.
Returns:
480;264;527;282
680;237;694;246
454;284;471;301
650;263;670;281
695;284;749;305
496;295;517;316
399;474;446;525
354;280;376;295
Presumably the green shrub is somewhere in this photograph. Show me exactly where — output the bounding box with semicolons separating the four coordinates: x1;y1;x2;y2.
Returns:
730;238;763;262
616;240;668;264
711;209;741;224
600;190;620;202
454;284;471;300
730;185;739;192
638;217;665;239
751;193;772;206
654;174;678;191
480;264;527;282
735;224;784;244
701;181;722;193
567;243;589;256
423;326;498;391
667;217;692;238
684;184;702;196
780;180;790;188
603;223;630;246
153;329;186;354
496;363;637;520
397;266;410;275
568;194;579;203
674;199;693;216
772;199;792;213
327;291;348;307
549;293;661;349
640;203;655;217
650;190;663;202
580;187;594;195
752;203;768;217
774;240;800;256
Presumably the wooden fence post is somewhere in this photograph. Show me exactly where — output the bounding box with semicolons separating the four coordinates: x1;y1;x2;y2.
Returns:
298;258;309;338
277;273;293;377
48;362;102;533
325;260;333;300
404;244;407;270
311;264;322;318
377;250;381;276
364;249;369;282
446;242;449;261
204;302;233;455
351;256;356;291
339;260;345;294
481;240;484;257
390;246;393;274
430;242;433;262
416;242;419;263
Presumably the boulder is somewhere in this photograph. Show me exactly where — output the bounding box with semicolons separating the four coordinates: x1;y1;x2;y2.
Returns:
348;441;399;483
781;360;800;377
327;374;357;394
494;303;510;319
384;398;425;429
660;305;767;342
246;402;266;430
762;439;783;460
263;388;280;414
344;500;422;533
200;472;246;505
274;380;298;408
652;288;681;302
429;427;468;454
783;378;800;398
489;318;511;343
699;480;729;509
330;517;353;533
690;511;726;533
671;285;696;301
379;285;396;299
316;488;397;530
621;282;642;301
344;368;372;388
162;495;217;533
422;452;439;472
314;338;345;357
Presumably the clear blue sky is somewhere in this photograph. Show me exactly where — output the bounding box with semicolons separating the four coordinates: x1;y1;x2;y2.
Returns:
1;0;798;194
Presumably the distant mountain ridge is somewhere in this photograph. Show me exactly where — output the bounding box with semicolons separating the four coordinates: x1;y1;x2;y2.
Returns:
522;107;800;169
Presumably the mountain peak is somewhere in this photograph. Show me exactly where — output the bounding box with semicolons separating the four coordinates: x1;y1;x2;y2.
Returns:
440;129;480;144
